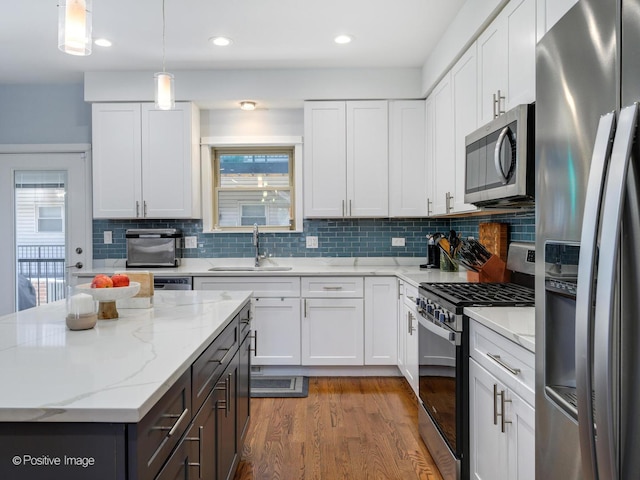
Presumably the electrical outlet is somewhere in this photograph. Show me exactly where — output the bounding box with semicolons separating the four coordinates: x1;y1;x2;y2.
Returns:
103;231;112;244
392;237;406;247
306;236;319;248
185;236;197;249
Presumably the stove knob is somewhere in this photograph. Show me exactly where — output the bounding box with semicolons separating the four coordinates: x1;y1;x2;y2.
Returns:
416;297;421;307
433;309;440;320
439;311;449;323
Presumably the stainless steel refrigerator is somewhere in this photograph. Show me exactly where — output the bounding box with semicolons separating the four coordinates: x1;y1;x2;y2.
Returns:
536;0;640;479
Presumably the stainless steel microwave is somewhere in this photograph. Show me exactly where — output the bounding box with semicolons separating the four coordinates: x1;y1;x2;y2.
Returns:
126;228;183;267
464;103;535;207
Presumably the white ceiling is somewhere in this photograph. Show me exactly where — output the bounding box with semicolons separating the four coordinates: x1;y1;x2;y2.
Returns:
0;0;466;84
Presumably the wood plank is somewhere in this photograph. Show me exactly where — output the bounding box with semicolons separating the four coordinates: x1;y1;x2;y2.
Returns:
234;377;444;480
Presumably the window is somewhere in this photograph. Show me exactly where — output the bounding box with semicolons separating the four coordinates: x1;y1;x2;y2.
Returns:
37;205;64;233
213;147;295;230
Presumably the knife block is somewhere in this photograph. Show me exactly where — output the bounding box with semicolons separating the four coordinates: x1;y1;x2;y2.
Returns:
467;254;511;283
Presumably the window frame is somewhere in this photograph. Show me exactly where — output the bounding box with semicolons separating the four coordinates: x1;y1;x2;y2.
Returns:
36;204;64;233
201;136;303;233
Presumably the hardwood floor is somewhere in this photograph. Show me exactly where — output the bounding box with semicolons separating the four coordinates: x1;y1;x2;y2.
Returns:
234;377;444;480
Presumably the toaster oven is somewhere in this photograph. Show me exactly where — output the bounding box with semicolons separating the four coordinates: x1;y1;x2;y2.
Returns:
126;229;183;268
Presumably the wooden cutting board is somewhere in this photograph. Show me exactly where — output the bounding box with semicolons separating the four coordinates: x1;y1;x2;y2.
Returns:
479;223;508;262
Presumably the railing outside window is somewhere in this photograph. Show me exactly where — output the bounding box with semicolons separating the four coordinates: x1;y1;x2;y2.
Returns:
17;245;66;306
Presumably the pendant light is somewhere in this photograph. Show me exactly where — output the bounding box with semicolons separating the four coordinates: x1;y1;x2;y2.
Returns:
154;0;175;110
58;0;92;56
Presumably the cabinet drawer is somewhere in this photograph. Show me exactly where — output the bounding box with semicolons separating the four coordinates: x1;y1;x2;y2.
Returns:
129;369;191;480
302;277;363;297
469;320;534;405
194;276;300;297
192;318;238;415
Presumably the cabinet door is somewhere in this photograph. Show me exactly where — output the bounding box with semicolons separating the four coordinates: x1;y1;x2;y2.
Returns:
451;43;479;214
397;281;407;373
215;352;238;480
252;297;301;365
154;438;192;480
477;14;508;125
346;101;389;217
183;390;217;480
505;0;536;109
237;333;251;452
142;102;200;219
432;73;455;215
389;100;427;217
469;358;509;480
364;277;397;365
507;390;535;480
92;103;142;218
303;102;347;217
405;306;419;396
425;94;435;216
302;298;364;365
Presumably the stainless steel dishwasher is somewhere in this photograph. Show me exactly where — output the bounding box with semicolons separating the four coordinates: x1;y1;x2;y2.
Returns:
154;276;193;290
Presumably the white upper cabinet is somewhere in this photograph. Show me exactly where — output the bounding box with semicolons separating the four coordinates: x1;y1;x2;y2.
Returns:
452;43;479;214
536;0;579;42
388;100;427;217
477;0;536;125
431;72;455;215
425;95;435;216
92;102;201;219
304;100;388;218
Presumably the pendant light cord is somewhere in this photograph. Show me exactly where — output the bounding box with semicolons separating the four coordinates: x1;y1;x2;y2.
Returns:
162;0;166;73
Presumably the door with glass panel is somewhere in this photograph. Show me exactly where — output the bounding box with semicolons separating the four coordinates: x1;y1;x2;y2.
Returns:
0;152;91;315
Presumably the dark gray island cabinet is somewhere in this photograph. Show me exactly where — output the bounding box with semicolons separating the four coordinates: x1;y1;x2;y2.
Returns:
0;291;252;480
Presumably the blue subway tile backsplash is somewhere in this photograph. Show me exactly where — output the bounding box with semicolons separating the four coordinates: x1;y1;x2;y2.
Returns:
93;211;535;260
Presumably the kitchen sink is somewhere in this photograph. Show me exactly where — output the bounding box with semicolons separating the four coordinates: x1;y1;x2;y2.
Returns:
208;266;293;272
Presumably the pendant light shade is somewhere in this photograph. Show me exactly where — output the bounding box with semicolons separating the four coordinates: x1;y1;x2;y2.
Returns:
58;0;92;56
155;72;175;110
154;0;175;110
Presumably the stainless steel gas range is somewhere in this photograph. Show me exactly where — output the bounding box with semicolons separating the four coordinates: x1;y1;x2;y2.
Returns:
416;242;535;480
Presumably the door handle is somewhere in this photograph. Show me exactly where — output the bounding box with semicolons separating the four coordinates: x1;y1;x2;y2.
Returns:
593;103;638;480
66;262;83;269
575;111;616;480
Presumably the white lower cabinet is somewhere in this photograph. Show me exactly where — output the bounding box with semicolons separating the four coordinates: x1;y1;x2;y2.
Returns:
364;277;398;365
252;297;301;365
397;281;419;395
469;320;535;480
301;277;364;365
193;276;302;366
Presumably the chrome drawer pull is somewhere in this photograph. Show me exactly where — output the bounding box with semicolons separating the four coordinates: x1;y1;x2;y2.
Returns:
493;384;498;426
167;408;189;437
186;426;203;477
500;390;512;433
153;408;189;436
209;347;232;366
322;286;343;290
487;353;521;375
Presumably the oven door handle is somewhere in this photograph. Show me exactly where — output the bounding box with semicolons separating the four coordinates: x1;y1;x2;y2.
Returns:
418;316;460;346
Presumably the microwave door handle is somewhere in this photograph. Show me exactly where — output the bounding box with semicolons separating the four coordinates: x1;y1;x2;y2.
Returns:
575;111;616;480
594;103;638;480
494;126;512;184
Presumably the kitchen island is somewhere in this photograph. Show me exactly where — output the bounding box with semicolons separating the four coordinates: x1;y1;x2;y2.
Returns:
0;290;252;480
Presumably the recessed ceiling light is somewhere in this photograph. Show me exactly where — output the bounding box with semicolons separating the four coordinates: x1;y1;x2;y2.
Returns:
240;101;256;111
334;34;353;45
210;36;232;47
94;38;112;47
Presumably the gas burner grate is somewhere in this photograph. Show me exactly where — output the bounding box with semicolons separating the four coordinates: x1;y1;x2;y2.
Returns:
419;282;535;307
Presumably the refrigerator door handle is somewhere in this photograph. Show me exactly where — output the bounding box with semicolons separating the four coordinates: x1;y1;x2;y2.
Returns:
594;102;639;480
576;111;616;480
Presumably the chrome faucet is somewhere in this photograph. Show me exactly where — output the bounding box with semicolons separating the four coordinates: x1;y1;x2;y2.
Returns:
253;223;261;267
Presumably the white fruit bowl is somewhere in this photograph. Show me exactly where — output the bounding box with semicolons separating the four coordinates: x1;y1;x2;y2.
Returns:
76;282;141;301
76;282;141;319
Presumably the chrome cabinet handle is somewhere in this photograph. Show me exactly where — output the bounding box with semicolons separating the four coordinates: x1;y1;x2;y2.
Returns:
427;198;432;216
445;192;453;213
209;347;232;366
498;389;512;433
408;311;412;335
249;331;258;356
576;111;615;480
407;296;416;303
304;298;308;317
342;200;345;217
136;201;140;218
349;199;352;216
493;90;505;118
322;286;343;291
152;408;189;436
186;425;203;477
143;201;148;217
493;384;498;426
486;353;521;375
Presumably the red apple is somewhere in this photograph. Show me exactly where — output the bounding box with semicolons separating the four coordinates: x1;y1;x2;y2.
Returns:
111;274;130;287
91;274;113;288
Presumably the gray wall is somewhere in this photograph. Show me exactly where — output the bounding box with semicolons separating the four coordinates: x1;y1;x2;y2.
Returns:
0;84;90;144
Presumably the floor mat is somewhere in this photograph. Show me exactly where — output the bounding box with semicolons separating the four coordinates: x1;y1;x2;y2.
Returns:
250;376;309;398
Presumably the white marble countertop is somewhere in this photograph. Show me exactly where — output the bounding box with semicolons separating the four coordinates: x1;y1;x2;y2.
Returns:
464;306;535;353
75;257;470;288
0;290;251;423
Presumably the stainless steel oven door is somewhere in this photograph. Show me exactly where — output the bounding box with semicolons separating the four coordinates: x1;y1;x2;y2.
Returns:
418;314;462;457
